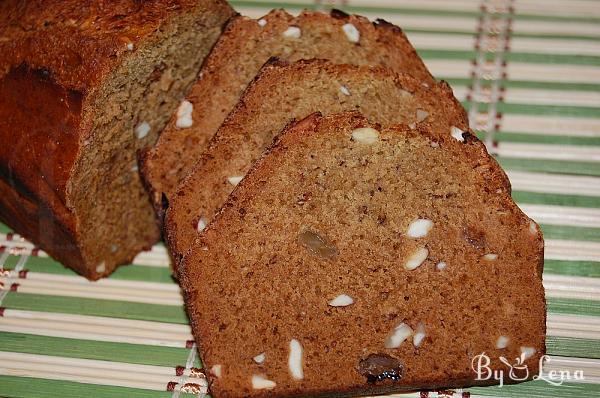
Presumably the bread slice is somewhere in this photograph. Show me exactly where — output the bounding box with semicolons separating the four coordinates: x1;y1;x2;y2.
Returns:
0;0;234;279
165;59;472;272
139;9;434;222
180;111;546;397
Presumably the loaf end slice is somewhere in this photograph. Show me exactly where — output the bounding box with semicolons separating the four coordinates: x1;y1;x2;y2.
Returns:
0;0;234;279
180;112;546;396
140;8;434;223
165;59;492;274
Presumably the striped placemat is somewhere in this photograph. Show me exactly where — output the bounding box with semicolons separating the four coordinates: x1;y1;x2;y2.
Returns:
1;0;599;397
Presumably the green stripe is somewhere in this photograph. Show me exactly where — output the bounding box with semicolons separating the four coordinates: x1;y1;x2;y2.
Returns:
497;157;600;177
486;132;600;147
514;191;600;209
0;254;174;284
0;332;189;368
541;224;600;242
547;336;600;359
544;260;600;278
467;101;600;118
0;376;179;398
2;293;188;325
547;297;600;317
445;78;600;92
469;380;600;397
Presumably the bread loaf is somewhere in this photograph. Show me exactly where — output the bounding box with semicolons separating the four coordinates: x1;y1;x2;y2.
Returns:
0;0;234;279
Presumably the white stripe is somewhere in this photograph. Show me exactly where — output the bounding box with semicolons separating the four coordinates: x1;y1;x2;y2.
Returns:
544;356;600;383
501;114;600;138
507;63;600;85
0;309;192;347
548;313;600;340
515;0;600;18
519;204;600;228
494;141;600;162
504;88;600;108
508;170;600;197
511;36;600;57
546;239;600;262
544;275;600;301
513;19;600;37
0;351;177;391
0;275;183;306
404;32;475;51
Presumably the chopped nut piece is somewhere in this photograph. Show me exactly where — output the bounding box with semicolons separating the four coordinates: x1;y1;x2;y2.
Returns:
342;23;360;43
413;322;426;347
257;18;267;27
197;217;207;233
227;175;244;186
404;247;428;270
451;126;465;142
298;229;338;259
253;353;266;364
251;374;276;389
135;121;150;139
283;26;301;38
529;220;538;234
496;335;509;349
210;364;222;378
520;346;536;360
436;261;447;270
340;85;351;96
483;253;498;261
351;127;380;144
416;109;429;123
288;339;304;380
96;262;106;273
176;100;193;128
385;322;413;348
406;218;433;238
328;294;354;307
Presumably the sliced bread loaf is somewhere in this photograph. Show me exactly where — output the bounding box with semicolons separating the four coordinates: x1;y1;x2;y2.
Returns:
0;0;234;279
165;59;474;271
180;111;546;397
139;9;434;221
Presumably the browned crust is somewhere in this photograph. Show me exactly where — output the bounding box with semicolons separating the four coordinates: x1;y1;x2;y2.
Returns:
140;7;435;222
180;111;545;397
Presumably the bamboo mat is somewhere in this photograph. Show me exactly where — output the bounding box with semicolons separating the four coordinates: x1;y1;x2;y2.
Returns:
1;0;599;397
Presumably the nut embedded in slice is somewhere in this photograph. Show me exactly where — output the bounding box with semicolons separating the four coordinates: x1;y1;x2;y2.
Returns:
328;294;355;307
351;127;379;144
385;323;413;349
288;339;304;380
251;374;276;389
404;247;428;270
176;100;194;129
406;218;433;238
342;23;360;43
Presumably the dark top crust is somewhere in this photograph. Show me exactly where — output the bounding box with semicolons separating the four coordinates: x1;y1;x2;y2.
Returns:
0;0;217;90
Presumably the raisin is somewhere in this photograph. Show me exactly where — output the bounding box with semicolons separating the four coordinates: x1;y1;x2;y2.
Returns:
358;354;404;383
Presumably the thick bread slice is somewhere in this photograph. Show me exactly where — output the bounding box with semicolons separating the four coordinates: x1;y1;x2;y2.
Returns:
140;9;434;221
0;0;234;279
180;111;546;397
166;59;480;272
